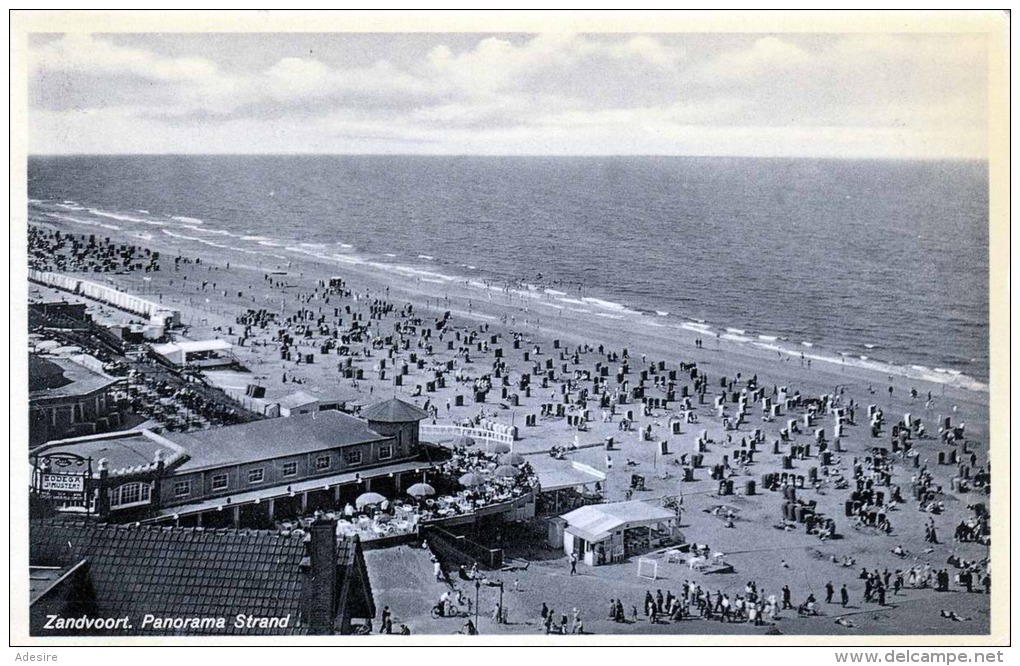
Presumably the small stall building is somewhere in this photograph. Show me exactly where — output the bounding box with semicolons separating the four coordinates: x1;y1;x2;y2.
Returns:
277;391;320;417
560;500;678;566
535;461;605;516
151;339;234;369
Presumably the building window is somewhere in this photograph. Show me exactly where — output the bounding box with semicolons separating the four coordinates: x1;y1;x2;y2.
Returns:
343;449;363;467
58;492;97;514
282;462;298;477
173;480;191;498
248;468;265;484
378;444;393;461
110;482;152;509
73;403;83;423
315;455;331;471
211;474;228;491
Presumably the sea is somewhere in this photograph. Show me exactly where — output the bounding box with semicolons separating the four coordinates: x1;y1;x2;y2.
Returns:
27;155;990;388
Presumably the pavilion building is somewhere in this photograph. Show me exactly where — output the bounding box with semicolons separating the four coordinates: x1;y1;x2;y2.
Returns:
29;354;124;447
29;397;442;528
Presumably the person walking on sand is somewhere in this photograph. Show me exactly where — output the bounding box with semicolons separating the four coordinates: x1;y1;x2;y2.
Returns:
826;581;835;604
569;552;578;576
841;584;849;607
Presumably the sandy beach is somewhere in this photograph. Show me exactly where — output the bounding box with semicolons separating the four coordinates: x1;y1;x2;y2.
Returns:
28;216;993;636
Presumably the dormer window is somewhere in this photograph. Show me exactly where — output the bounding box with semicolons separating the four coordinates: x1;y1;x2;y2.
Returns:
109;482;152;509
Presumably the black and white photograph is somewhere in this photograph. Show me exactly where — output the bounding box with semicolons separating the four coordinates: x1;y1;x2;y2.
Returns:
10;10;1010;650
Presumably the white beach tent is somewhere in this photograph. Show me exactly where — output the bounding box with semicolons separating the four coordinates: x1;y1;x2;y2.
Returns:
560;500;676;566
151;339;233;367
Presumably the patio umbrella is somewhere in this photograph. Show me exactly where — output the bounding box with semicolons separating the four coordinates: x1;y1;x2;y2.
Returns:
355;492;387;509
492;442;512;454
459;472;486;487
493;465;519;478
452;435;476;447
406;482;436;498
498;452;526;466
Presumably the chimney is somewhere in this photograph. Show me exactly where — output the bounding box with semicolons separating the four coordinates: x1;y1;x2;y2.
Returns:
300;518;338;634
96;458;110;516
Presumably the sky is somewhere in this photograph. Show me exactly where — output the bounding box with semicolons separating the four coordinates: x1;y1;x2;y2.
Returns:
26;32;989;159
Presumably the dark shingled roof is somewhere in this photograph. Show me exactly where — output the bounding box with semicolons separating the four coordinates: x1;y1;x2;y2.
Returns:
30;520;311;635
360;398;429;423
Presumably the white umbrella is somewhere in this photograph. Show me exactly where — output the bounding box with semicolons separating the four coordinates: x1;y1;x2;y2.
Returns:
355;492;387;509
498;452;526;466
407;483;436;498
459;472;486;487
452;435;476;447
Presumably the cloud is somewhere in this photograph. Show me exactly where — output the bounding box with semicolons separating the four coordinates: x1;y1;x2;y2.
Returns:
693;36;811;83
609;35;686;66
829;33;987;67
31;33;220;83
26;32;990;158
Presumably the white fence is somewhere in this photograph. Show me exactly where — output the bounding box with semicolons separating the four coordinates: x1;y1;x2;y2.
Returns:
421;423;516;446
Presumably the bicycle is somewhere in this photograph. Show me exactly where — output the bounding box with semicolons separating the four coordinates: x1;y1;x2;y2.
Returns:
431;603;471;619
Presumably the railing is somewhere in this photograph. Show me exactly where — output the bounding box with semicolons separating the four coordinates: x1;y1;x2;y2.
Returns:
421;424;515;446
425;524;504;569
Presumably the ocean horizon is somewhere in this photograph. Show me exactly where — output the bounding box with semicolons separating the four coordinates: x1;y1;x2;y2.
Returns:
27;154;990;384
